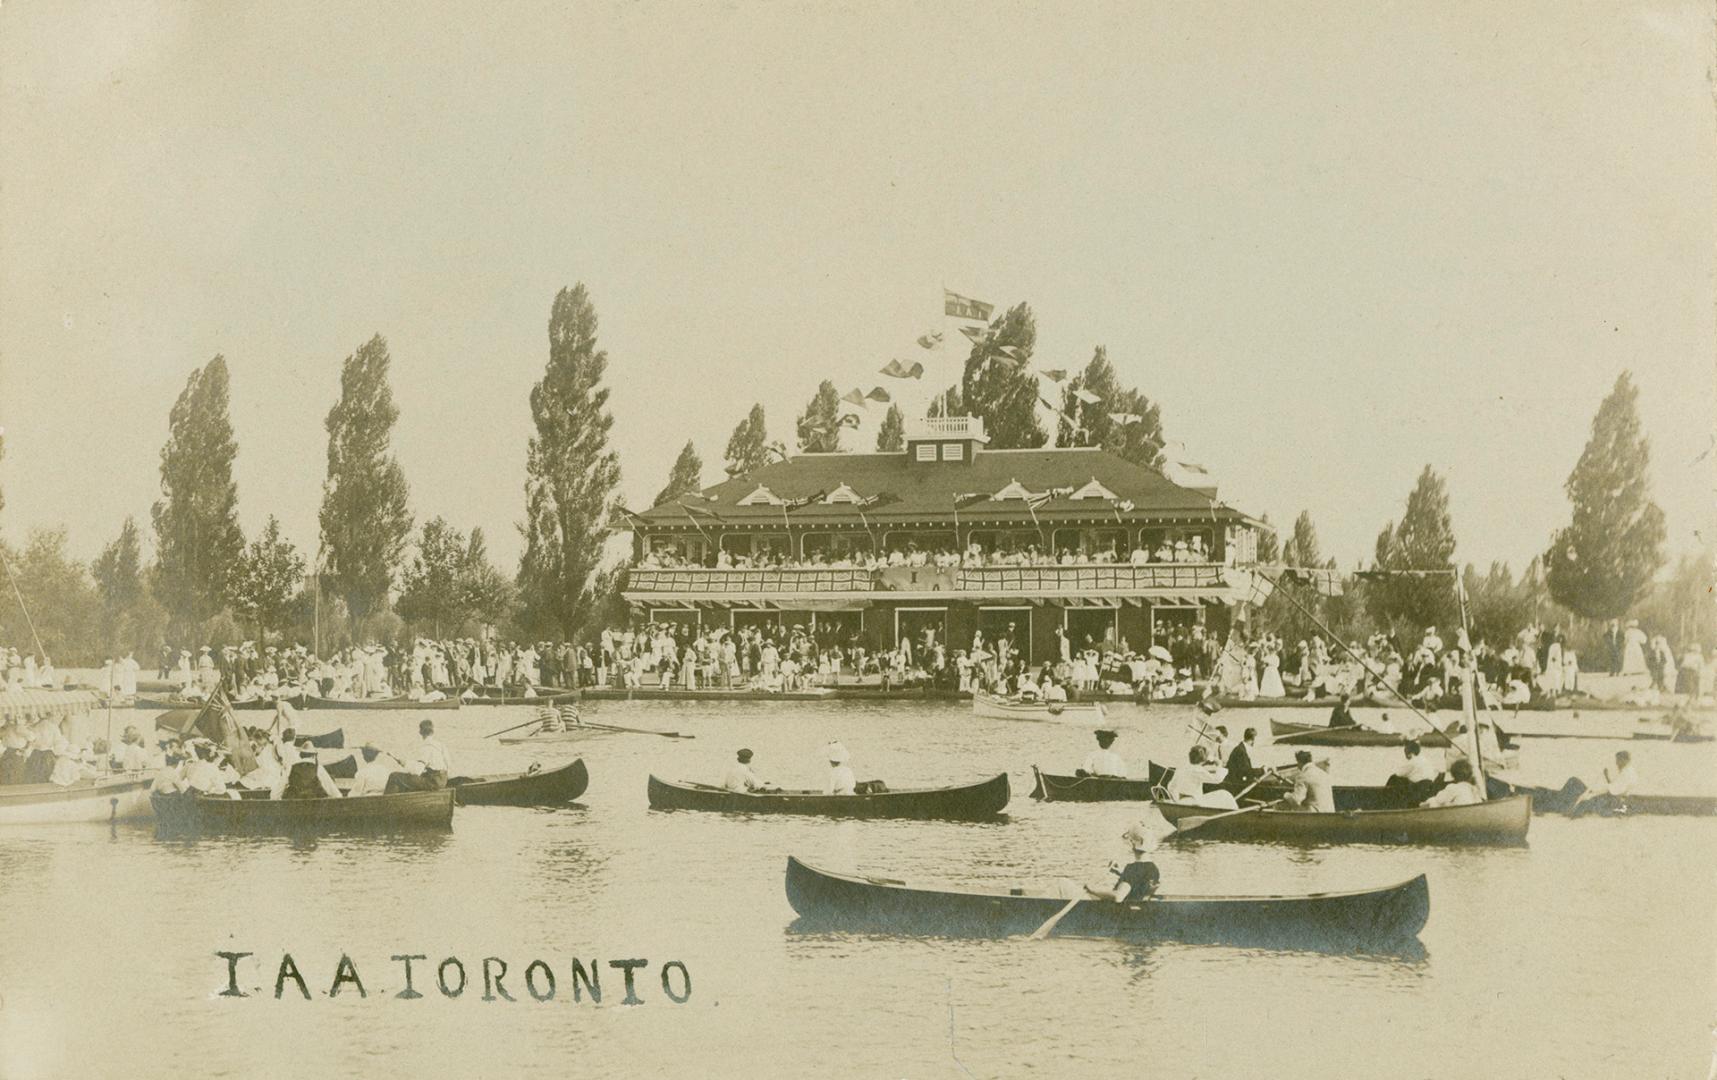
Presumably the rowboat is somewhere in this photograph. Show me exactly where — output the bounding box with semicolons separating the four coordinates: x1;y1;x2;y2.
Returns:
302;696;462;711
1151;793;1531;845
0;775;155;824
150;788;456;834
457;691;580;707
782;856;1430;947
646;772;1010;821
1028;763;1295;803
451;758;589;806
1270;719;1452;748
971;693;1106;723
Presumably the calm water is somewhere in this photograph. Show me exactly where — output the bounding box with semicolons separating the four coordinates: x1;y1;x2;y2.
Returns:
1;700;1713;1079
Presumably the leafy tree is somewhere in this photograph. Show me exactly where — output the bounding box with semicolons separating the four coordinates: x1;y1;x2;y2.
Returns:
460;527;515;628
926;385;964;419
723;403;773;475
1366;466;1458;639
152;356;244;626
1255;513;1280;563
0;528;102;664
1545;372;1667;619
516;285;622;639
1461;560;1544;651
227;515;306;638
1630;547;1715;653
876;404;905;452
1286;511;1322;568
1058;347;1165;467
654;441;704;506
960;302;1043;447
320;334;413;628
796;380;844;453
396;517;467;635
93;516;165;657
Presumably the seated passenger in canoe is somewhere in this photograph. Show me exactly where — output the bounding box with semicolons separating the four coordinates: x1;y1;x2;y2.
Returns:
281;739;344;799
1385;739;1442;806
1080;822;1162;902
1571;750;1639;817
0;719;30;784
1222;727;1263;792
347;743;395;797
723;748;777;793
1285;750;1335;812
385;720;451;793
1165;746;1236;809
1328;693;1358;729
153;741;189;794
1042;676;1068;704
824;741;855;796
184;740;233;795
1077;730;1126;778
1421;758;1480;807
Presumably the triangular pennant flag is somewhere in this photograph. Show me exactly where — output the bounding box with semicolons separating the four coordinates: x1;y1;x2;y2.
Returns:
916;332;943;350
865;387;891;403
1073;389;1101;405
997;345;1026;361
840;388;866;406
1039;369;1068;383
958;325;991;344
1108;412;1143;426
880;359;925;379
944;289;994;321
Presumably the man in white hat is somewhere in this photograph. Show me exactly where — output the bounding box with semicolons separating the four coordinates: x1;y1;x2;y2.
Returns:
823;741;855;796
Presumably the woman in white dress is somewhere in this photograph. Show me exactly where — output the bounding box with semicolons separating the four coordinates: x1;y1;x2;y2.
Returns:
1259;645;1286;698
1541;636;1564;695
1620;621;1649;677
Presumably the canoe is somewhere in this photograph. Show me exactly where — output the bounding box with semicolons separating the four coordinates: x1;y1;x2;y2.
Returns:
150;787;455;834
457;691;580;707
1270;719;1452;748
451;758;589;807
1485;775;1717;816
136;693;305;711
646;772;1010;821
0;775;155;824
1151;793;1531;845
972;693;1106;724
302;696;462;711
1029;763;1295;803
782;856;1430;946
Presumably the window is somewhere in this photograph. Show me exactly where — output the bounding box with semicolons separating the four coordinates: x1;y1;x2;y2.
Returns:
915;444;938;462
941;443;964;461
1070;478;1117;501
737;485;782;506
824;483;863;505
992;479;1040;501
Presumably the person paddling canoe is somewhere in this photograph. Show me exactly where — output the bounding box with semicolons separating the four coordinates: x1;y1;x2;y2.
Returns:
1081;821;1162;902
1077;730;1126;778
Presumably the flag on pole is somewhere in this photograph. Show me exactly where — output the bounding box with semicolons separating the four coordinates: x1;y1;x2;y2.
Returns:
880;359;924;379
915;332;943;350
944;289;994;321
192;686;258;775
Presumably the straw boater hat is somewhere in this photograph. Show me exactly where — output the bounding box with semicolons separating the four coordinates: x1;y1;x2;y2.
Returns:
1122;821;1159;854
824;741;849;765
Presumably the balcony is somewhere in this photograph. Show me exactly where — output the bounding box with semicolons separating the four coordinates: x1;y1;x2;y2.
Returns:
622;562;1240;603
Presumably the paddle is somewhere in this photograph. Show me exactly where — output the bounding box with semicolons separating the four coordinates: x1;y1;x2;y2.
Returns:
484;716;548;739
1029;896;1082;940
579;720;695;740
1171;802;1267;837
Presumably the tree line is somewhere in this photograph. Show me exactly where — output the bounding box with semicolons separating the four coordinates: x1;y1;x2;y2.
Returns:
0;286;1700;665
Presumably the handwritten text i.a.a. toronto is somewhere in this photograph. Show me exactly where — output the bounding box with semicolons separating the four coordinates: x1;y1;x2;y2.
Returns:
214;951;693;1005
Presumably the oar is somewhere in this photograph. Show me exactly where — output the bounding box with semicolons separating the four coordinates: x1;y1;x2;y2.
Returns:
579;720;695;740
1029;896;1082;940
1171;803;1266;837
483;715;549;739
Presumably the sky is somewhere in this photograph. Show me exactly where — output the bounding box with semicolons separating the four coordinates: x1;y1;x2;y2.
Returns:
2;2;1713;576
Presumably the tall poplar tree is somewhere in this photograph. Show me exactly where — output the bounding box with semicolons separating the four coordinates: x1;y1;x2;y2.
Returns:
795;380;843;452
1286;511;1323;568
960;302;1043;447
723;403;772;475
1545;372;1666;619
516;285;621;639
1058;347;1165;467
320;335;413;628
876;404;905;452
1366;466;1458;637
227;516;306;639
152;356;244;625
654;441;704;506
93;516;147;656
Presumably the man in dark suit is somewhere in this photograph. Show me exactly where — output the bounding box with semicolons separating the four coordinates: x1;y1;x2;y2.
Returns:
1223;727;1263;792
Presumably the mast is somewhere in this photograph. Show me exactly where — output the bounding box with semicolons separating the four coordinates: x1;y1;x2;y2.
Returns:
1453;571;1488;797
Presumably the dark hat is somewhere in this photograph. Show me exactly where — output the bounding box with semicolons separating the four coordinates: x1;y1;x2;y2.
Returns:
1094;729;1118;748
1294;749;1313;764
737;748;754;763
